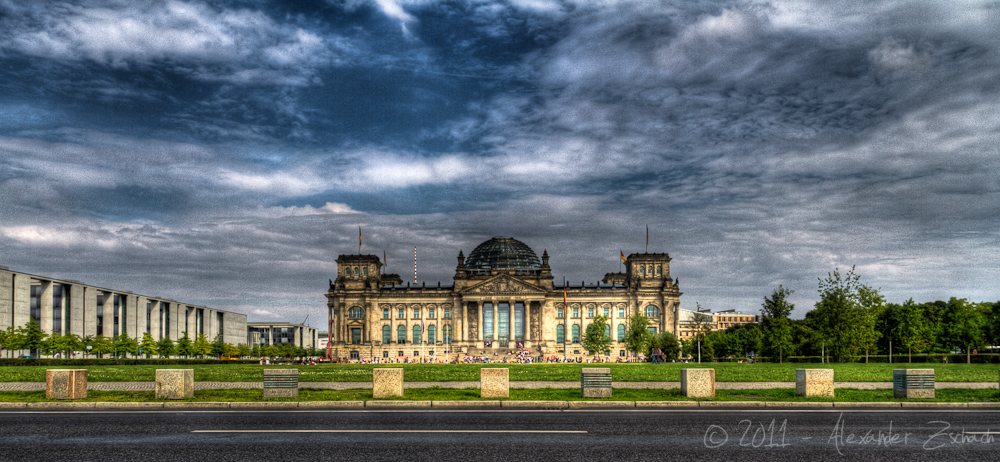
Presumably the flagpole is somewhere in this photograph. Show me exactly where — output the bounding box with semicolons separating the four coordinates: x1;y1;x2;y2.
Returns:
645;225;649;253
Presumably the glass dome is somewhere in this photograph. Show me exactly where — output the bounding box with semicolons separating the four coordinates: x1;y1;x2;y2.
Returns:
465;236;541;275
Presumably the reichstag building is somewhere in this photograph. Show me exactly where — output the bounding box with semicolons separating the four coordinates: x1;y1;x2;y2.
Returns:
325;237;682;360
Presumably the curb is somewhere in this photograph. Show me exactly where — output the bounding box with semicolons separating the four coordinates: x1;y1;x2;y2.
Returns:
567;401;635;409
699;401;764;408
432;400;501;408
764;401;834;408
635;401;698;408
229;402;299;409
297;401;365;409
833;402;901;408
364;400;433;408
162;402;231;409
501;400;568;409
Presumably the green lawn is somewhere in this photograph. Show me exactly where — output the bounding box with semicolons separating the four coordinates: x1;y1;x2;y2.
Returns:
1;387;998;403
1;362;998;383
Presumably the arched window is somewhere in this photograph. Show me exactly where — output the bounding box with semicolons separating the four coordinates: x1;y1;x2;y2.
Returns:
397;325;406;344
617;324;625;341
645;305;658;318
382;325;391;344
604;324;611;338
639;265;645;275
556;325;565;343
428;325;436;344
363;267;368;276
349;306;364;319
412;325;422;344
353;267;359;276
571;324;581;343
656;265;662;275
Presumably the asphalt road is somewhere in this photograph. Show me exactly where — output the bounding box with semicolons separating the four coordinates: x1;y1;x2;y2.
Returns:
3;407;1000;461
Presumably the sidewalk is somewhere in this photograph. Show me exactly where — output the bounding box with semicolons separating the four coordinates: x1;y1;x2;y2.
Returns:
1;381;997;391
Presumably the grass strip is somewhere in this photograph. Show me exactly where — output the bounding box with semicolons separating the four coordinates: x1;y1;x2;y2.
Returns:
2;363;1000;383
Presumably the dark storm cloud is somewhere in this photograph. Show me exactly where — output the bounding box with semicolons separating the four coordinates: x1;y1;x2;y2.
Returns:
1;0;998;325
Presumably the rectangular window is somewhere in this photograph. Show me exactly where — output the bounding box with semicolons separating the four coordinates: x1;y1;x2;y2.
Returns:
603;307;609;317
619;350;626;357
413;308;420;318
619;307;625;317
444;308;450;319
383;351;389;358
398;309;404;319
428;308;435;318
557;307;564;318
514;302;524;342
414;351;420;356
573;307;579;318
383;309;390;319
498;303;510;342
588;307;594;318
483;303;494;340
647;327;657;334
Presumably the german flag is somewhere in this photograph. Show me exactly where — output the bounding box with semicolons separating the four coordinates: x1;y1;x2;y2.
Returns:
620;250;626;262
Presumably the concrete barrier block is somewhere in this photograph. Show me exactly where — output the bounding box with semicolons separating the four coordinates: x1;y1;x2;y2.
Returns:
263;369;299;399
681;369;715;398
581;367;612;398
796;369;834;398
46;369;88;400
372;368;404;398
893;369;934;399
155;369;194;399
480;368;509;398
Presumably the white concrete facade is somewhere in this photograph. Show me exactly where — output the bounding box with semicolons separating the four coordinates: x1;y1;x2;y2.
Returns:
0;265;248;353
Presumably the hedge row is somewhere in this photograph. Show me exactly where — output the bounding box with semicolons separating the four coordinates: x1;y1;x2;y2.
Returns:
766;354;1000;364
0;358;259;367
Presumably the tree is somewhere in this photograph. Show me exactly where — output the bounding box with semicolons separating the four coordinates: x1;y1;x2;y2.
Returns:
194;333;212;357
652;331;681;360
177;332;195;358
210;334;226;358
157;337;176;358
91;335;114;358
623;312;652;359
761;286;795;363
584;315;612;356
887;300;933;362
941;297;987;363
809;267;883;362
49;333;84;358
223;343;240;357
237;343;251;357
18;319;46;357
139;332;158;358
114;332;138;358
250;344;261;358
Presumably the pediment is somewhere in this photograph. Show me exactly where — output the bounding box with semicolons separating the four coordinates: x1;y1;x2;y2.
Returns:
461;274;546;295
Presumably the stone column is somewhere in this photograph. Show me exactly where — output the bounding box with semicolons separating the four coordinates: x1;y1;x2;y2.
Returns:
12;272;30;328
294;325;301;348
0;269;13;330
149;300;161;341
133;296;147;339
40;280;54;334
101;292;114;337
83;287;97;338
124;295;136;339
492;299;498;344
524;301;531;341
69;284;84;337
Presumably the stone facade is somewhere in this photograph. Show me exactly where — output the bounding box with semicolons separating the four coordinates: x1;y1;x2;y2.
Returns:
893;369;934;399
795;369;834;398
46;369;87;400
373;368;404;398
480;368;509;398
581;367;612;398
681;368;715;398
0;266;247;357
155;369;194;400
263;369;299;398
326;237;682;361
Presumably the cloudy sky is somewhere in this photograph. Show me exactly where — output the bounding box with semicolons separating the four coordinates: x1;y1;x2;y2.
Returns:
1;0;998;325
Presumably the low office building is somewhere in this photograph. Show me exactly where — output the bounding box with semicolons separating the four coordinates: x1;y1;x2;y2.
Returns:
0;265;247;354
247;322;318;350
677;308;759;339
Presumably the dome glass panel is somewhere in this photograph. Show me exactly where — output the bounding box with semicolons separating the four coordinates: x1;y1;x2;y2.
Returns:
465;236;541;274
